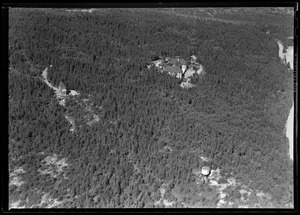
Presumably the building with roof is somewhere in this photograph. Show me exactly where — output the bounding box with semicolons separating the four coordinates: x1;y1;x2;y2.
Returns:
178;58;187;66
168;57;178;65
190;55;197;63
181;64;187;73
163;65;182;78
201;166;211;176
184;68;195;79
59;82;67;96
69;90;80;96
153;59;163;68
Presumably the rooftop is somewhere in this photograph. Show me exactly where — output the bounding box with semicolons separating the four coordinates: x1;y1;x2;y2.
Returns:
163;65;182;74
59;82;66;91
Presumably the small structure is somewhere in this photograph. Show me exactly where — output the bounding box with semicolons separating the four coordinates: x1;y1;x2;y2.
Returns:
190;55;197;63
69;90;79;96
163;65;182;77
266;30;270;35
153;59;163;68
192;168;202;175
151;55;160;61
201;166;211;176
184;68;195;79
178;58;187;66
196;65;205;75
168;57;178;65
181;64;187;73
59;82;67;96
180;81;194;89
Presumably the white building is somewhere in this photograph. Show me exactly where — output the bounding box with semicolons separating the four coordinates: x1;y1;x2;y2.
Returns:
196;65;205;75
69;90;79;96
184;68;195;79
153;59;163;68
191;55;197;63
59;82;67;96
181;64;187;73
176;73;182;79
201;166;211;176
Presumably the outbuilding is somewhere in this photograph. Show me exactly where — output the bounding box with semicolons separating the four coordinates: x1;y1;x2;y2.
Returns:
163;65;182;78
59;82;67;96
201;166;211;176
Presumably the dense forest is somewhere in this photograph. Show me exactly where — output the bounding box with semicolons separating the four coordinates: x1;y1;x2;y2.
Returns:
8;8;294;208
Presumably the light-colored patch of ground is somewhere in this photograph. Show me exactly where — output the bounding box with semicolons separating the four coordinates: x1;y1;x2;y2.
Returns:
196;65;205;75
217;199;226;207
155;183;176;207
256;191;265;198
164;146;172;152
163;199;175;207
207;168;239;207
38;154;69;179
159;146;173;153
42;194;66;208
9;200;26;209
227;177;237;186
9;167;26;187
238;204;249;208
69;90;79;96
239;188;252;202
11;167;26;176
184;68;195;79
65;115;76;132
180;81;195;89
81;97;102;126
66;9;97;13
220;192;226;199
133;163;141;173
256;190;272;201
9;176;24;187
200;156;211;162
154;183;168;206
87;114;100;126
30;192;70;208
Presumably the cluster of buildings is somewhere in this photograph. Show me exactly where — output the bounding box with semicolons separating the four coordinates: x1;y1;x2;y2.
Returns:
56;82;80;106
148;55;205;88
